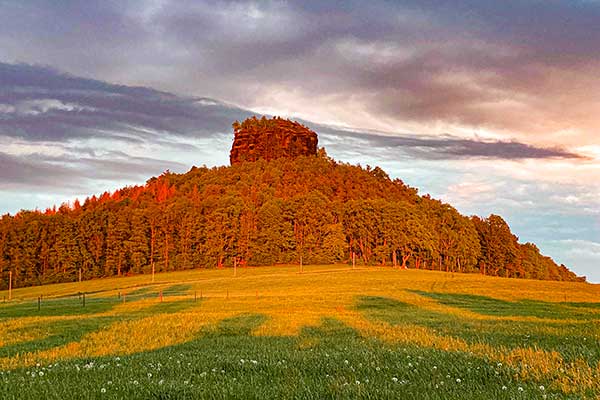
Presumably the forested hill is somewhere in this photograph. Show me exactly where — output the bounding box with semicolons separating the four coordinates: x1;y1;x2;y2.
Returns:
0;120;584;289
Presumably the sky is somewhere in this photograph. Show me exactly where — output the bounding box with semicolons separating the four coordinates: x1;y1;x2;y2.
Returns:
0;0;598;281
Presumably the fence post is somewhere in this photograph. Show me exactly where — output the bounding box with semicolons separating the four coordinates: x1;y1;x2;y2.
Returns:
8;271;12;301
38;296;41;311
159;290;163;303
83;293;86;307
194;291;197;302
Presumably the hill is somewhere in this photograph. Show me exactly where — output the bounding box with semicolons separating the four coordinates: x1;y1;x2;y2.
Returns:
0;117;583;289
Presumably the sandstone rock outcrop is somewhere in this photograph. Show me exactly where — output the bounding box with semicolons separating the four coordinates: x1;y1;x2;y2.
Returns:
230;116;318;165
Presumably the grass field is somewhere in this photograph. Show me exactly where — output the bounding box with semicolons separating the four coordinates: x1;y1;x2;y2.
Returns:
1;265;599;399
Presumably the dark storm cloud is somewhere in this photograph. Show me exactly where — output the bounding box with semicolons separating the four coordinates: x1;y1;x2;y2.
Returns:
0;62;253;142
315;127;583;161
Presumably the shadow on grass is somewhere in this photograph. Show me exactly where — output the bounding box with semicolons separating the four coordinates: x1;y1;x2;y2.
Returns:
161;284;193;297
0;296;119;319
356;294;600;365
410;290;598;320
0;299;202;359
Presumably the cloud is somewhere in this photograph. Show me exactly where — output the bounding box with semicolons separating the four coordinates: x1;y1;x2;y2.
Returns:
1;62;581;162
0;150;186;191
315;126;583;160
0;62;253;142
543;239;600;283
2;1;599;148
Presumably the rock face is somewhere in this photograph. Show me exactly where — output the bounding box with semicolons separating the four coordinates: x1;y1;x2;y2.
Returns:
230;116;318;165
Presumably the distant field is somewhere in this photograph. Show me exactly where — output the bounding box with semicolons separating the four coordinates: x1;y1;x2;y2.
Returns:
1;266;599;399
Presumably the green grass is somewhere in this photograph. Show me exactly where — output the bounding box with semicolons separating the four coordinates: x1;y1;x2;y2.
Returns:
0;265;599;399
358;295;600;366
0;316;561;400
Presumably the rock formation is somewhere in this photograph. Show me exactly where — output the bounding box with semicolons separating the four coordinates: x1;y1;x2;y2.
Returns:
230;116;318;165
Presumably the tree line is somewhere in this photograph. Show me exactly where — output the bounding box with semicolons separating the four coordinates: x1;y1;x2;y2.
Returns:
0;153;583;289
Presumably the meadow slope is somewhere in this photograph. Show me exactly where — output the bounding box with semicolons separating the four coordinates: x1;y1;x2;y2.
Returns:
1;266;599;399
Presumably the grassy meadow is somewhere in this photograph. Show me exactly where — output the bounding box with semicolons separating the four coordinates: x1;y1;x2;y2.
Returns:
1;265;599;399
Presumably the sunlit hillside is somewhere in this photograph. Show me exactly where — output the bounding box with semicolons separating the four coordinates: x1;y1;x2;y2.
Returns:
1;266;598;399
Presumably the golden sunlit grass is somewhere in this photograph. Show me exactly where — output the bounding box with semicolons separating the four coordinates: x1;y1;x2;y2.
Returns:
1;265;599;398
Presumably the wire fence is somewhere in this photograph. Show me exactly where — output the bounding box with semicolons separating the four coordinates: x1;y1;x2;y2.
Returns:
0;284;208;318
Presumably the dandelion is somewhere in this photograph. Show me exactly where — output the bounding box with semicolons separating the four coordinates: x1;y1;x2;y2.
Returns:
539;385;545;391
184;380;189;385
148;373;153;378
159;379;164;385
133;380;139;385
518;386;524;392
456;378;461;383
344;360;349;365
392;377;398;383
502;385;507;390
107;381;112;385
101;388;106;394
356;380;360;385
